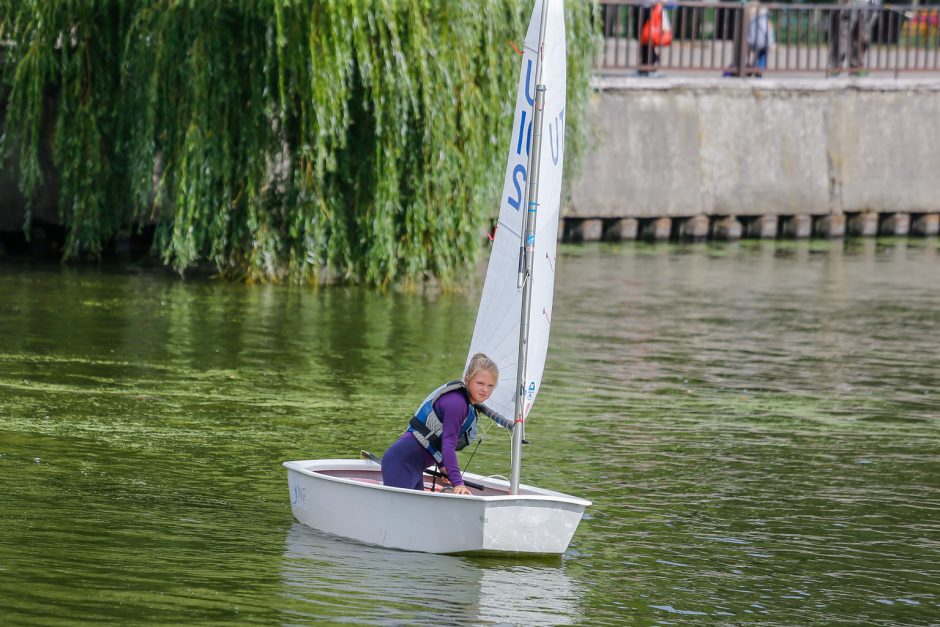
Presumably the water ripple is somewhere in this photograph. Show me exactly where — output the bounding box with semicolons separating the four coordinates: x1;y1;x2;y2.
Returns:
2;242;939;624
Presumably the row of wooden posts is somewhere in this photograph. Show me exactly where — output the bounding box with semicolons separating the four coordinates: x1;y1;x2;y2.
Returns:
559;212;940;242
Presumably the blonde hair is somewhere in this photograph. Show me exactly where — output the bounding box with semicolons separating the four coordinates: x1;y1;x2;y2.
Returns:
464;353;499;384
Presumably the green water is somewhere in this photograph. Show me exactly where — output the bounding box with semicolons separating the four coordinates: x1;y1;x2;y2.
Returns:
1;240;938;625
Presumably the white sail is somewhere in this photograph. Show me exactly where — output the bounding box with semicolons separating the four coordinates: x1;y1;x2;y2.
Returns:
283;2;589;552
467;0;566;422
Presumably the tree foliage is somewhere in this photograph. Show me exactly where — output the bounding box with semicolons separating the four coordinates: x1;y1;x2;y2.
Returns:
0;0;597;286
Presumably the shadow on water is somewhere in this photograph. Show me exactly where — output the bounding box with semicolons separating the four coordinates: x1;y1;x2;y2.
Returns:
280;523;582;625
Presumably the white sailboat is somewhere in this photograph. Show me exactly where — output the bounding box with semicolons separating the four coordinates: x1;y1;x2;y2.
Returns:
284;0;590;555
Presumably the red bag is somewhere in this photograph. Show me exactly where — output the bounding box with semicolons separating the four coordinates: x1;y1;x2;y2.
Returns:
641;4;673;47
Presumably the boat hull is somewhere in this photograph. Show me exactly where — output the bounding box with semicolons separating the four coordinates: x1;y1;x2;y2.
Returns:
284;459;590;555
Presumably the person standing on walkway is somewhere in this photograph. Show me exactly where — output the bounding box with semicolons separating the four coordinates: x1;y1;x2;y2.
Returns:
747;4;775;77
829;0;882;75
639;2;672;76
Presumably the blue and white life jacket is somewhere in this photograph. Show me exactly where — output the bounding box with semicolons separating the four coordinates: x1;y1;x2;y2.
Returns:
408;380;512;463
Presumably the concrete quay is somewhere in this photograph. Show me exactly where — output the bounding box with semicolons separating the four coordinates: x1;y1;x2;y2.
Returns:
563;76;940;242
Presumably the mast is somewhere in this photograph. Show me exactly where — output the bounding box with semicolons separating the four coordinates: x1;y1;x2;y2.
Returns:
511;0;551;495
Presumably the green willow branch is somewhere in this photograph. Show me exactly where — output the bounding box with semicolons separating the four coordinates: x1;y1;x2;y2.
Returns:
0;0;598;286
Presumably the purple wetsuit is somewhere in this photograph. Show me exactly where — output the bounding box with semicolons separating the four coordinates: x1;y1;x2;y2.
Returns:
381;390;470;490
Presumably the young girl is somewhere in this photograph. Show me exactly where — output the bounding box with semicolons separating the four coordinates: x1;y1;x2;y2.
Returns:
381;353;512;495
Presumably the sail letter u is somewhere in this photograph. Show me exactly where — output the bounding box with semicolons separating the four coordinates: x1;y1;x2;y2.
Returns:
549;108;564;165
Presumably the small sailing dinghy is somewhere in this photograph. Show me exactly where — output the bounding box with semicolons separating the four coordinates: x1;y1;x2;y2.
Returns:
284;0;590;555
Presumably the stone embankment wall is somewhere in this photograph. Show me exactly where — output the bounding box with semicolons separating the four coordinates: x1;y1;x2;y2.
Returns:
565;77;940;241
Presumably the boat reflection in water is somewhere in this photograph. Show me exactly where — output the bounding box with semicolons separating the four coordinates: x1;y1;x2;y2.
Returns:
280;523;582;625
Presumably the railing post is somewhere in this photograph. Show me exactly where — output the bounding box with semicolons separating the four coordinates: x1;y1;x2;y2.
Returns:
733;1;747;77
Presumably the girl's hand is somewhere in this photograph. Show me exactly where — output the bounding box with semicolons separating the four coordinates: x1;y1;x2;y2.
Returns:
453;484;472;496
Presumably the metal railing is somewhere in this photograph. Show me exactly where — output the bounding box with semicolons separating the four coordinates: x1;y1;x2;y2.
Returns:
596;1;940;76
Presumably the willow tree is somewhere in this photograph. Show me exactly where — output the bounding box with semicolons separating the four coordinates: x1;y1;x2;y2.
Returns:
0;1;597;286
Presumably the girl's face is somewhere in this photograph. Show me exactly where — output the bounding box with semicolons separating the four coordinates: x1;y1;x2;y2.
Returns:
466;370;497;405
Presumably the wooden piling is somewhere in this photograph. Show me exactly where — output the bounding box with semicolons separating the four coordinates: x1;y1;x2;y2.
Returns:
847;212;878;237
880;213;911;236
679;215;709;241
780;215;812;239
814;215;846;238
745;215;779;239
911;214;939;237
712;216;742;241
580;219;604;242
639;217;672;242
605;218;638;242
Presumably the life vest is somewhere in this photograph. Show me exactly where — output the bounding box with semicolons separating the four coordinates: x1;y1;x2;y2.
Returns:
408;380;478;463
641;4;673;47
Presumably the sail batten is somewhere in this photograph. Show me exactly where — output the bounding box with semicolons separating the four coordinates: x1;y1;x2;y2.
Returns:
495;220;523;239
